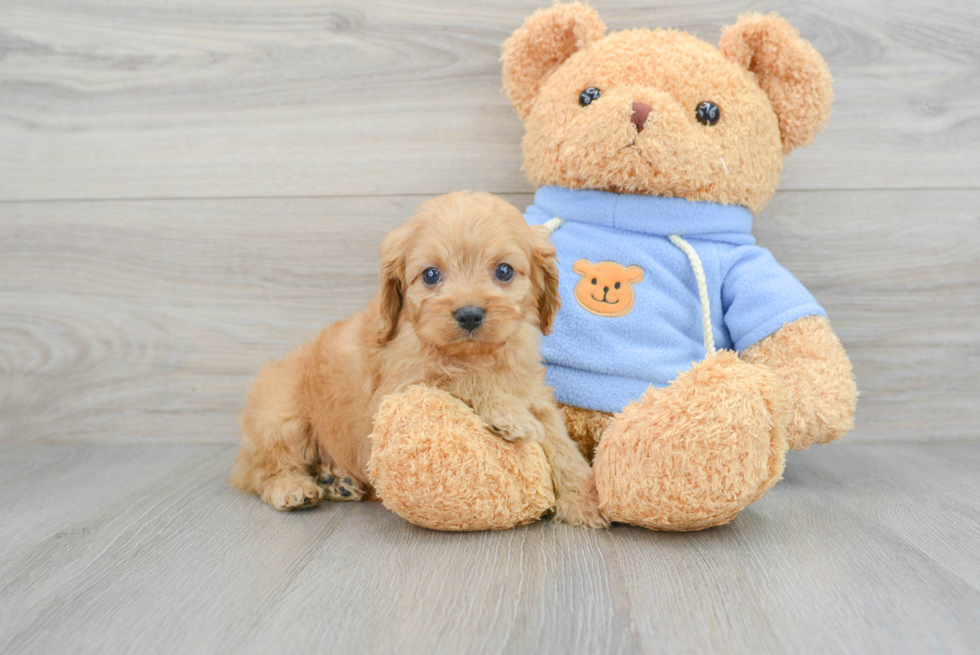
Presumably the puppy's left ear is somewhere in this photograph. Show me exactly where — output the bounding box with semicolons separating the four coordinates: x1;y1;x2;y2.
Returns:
528;228;561;335
377;223;413;343
720;13;833;153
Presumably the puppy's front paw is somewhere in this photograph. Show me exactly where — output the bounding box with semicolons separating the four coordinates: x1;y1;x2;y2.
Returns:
555;480;609;529
482;405;545;444
264;475;325;511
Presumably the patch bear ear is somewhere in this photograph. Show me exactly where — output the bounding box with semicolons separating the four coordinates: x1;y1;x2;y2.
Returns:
572;259;593;276
719;13;834;153
625;266;645;283
502;3;607;121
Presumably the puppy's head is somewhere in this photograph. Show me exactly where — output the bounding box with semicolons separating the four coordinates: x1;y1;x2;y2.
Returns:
378;191;559;355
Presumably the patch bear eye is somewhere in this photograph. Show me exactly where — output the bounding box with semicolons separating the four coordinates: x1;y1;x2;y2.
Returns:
422;267;441;286
591;278;597;285
695;101;721;126
615;282;621;289
579;87;601;106
494;263;514;282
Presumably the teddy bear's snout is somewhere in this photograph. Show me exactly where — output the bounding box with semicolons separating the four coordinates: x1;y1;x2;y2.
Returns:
631;102;652;133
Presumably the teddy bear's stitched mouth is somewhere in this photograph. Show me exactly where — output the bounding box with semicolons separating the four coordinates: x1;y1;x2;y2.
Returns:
590;294;619;305
622;141;657;168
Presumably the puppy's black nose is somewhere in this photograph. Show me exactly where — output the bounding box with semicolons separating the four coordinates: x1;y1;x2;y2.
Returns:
454;306;485;332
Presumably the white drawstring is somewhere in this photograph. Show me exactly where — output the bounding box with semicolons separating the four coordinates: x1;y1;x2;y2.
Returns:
542;218;716;358
541;216;564;235
668;234;715;357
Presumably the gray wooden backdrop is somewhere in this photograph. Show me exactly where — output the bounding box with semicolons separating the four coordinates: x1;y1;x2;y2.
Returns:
2;0;978;445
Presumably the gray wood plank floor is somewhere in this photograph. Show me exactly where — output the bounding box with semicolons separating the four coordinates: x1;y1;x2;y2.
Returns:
2;0;979;653
0;442;977;655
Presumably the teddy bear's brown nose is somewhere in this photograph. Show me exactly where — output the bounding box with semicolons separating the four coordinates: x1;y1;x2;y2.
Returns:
631;102;652;132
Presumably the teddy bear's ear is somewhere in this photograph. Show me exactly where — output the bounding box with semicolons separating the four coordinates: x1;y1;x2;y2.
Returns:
719;13;834;153
502;3;607;121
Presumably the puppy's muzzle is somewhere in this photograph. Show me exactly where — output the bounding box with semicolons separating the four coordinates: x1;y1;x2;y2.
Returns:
454;306;485;332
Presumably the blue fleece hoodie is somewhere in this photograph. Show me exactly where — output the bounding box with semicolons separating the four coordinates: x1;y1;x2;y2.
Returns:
524;186;826;414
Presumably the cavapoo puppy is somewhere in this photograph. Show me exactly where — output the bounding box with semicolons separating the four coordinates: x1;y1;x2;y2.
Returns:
229;191;607;528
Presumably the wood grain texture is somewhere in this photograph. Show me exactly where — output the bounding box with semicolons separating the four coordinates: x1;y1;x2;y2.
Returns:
2;190;977;444
0;442;977;654
1;0;978;201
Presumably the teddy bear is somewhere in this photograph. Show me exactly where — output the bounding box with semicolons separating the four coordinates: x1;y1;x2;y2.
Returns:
368;3;857;532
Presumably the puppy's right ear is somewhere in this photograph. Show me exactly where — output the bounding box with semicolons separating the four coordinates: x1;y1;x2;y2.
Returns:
378;223;413;343
528;228;561;335
502;4;606;121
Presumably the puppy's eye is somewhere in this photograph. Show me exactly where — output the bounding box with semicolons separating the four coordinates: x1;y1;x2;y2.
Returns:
422;267;441;286
695;101;721;126
494;263;514;282
579;87;601;106
615;282;621;289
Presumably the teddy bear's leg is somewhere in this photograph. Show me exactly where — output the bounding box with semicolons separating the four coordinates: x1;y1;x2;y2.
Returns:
741;316;857;450
558;403;614;461
368;385;554;531
593;350;789;531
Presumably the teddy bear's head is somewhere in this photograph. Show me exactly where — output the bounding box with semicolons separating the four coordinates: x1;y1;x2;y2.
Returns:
502;4;833;213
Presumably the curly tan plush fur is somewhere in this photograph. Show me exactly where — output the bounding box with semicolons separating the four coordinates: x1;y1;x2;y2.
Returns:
593;351;788;531
368;386;555;531
742;316;857;449
558;402;613;461
503;7;833;214
502;4;856;532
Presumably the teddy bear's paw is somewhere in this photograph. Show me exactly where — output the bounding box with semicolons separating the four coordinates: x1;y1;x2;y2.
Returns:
593;351;789;531
481;403;546;444
262;474;325;511
368;385;555;531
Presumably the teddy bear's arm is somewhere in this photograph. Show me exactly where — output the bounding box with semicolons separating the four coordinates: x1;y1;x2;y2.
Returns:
741;315;857;450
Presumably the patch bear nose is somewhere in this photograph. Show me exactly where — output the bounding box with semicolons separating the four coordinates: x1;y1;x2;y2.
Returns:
631;101;652;133
454;306;485;332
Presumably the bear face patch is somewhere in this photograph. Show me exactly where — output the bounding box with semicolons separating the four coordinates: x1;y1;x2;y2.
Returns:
572;259;644;317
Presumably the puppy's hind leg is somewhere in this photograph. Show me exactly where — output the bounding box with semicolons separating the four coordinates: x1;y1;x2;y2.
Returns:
317;461;367;502
229;355;325;511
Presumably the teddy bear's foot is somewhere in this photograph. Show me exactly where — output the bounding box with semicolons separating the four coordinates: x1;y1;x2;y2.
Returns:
367;385;555;531
593;351;789;531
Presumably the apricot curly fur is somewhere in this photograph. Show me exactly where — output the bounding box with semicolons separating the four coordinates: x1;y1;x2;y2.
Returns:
231;191;603;529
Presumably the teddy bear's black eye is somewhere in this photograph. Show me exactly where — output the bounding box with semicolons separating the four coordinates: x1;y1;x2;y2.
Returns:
615;282;621;289
591;278;597;285
494;263;514;282
422;267;441;286
579;87;601;106
695;101;721;126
